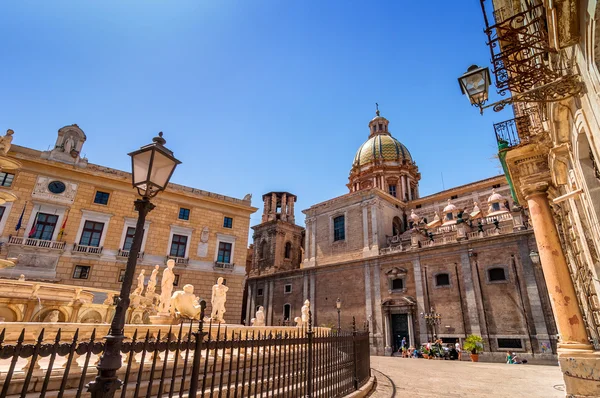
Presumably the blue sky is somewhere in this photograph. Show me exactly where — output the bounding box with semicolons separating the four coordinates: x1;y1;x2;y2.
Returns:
0;1;511;227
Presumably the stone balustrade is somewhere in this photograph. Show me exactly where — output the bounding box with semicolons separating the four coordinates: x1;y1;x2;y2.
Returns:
7;236;66;251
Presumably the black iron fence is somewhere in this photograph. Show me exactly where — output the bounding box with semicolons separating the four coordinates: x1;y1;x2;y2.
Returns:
0;314;370;398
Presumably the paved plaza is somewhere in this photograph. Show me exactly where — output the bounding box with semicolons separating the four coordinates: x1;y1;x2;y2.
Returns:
370;357;565;398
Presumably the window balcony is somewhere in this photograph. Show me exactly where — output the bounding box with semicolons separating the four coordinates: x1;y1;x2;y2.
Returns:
166;256;189;266
117;249;144;260
7;236;66;251
72;243;103;255
213;261;235;271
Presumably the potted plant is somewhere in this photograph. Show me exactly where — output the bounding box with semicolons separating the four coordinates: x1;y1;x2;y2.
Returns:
421;346;430;359
463;335;484;362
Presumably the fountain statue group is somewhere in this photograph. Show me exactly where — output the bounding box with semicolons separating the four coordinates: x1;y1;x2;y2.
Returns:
129;259;229;324
250;299;310;328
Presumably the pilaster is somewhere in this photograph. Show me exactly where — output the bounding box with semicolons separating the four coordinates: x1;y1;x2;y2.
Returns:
459;251;481;336
412;257;428;344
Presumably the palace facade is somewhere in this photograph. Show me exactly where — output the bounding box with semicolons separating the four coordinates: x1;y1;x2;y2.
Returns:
245;110;557;362
0;125;256;323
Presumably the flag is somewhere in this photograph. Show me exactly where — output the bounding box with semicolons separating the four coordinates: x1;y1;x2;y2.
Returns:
57;211;68;241
28;212;39;238
15;203;26;231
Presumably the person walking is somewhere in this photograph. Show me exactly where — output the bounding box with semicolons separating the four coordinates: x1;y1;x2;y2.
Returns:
455;339;461;361
401;337;408;358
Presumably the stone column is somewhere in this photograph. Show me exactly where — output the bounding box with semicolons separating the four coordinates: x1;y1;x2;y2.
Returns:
459;251;481;336
263;281;270;325
408;178;413;201
267;280;274;325
384;311;392;355
364;263;373;334
249;282;256;322
523;184;590;347
373;263;384;349
401;175;407;201
281;193;287;221
288;197;295;222
262;196;270;222
412;258;428;344
245;282;253;325
310;218;316;265
370;203;379;250
270;193;277;221
303;220;310;262
362;203;370;252
408;312;415;348
310;272;316;325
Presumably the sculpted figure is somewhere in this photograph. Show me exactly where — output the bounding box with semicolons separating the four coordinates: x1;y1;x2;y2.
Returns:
18;274;25;281
146;265;160;297
44;310;60;323
133;270;145;296
158;260;175;314
253;306;265;326
200;226;209;243
301;299;310;326
64;135;75;153
294;316;302;327
0;129;14;155
210;277;229;322
171;284;202;319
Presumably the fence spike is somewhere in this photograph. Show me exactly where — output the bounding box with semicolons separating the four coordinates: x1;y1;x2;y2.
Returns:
0;328;5;344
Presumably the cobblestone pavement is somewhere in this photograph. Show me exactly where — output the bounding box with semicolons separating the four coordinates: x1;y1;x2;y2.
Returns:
370;356;565;397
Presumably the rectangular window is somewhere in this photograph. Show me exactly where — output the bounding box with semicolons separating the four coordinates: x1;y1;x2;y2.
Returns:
170;234;188;257
492;202;501;212
416;204;422;209
217;241;232;263
388;185;397;197
0;172;14;187
94;191;110;205
118;269;125;282
257;288;264;297
450;194;458;200
392;278;404;290
333;215;345;241
0;206;6;222
497;338;523;349
31;213;59;240
73;265;91;279
79;221;104;247
123;227;136;251
492;184;501;189
223;217;233;228
284;284;292;294
173;274;180;287
178;208;190;220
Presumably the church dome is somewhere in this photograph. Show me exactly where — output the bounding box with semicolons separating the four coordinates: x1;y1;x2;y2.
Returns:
353;134;412;167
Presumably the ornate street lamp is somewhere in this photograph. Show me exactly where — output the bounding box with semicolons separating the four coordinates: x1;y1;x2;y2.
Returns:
336;297;341;332
458;64;492;114
529;250;541;265
420;307;442;342
88;132;180;398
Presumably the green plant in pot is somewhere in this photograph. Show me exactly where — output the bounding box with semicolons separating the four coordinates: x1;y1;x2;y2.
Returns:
463;335;484;362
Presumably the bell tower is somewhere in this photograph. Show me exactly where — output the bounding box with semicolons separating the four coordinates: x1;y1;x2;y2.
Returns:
251;192;304;276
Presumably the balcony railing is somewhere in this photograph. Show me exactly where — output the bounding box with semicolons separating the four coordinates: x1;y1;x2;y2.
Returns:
166;256;189;265
117;249;144;259
213;261;235;271
7;236;67;250
72;243;103;255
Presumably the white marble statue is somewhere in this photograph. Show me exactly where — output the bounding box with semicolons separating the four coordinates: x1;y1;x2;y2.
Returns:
64;135;76;153
294;316;302;327
253;306;265;326
210;277;229;322
157;260;175;314
146;265;160;298
44;310;60;323
171;284;202;319
301;299;310;326
0;129;14;155
133;269;145;296
18;274;25;281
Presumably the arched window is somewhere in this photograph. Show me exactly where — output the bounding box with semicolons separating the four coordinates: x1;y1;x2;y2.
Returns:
488;267;507;282
392;216;403;236
283;304;291;321
259;240;268;259
284;242;292;259
435;273;450;287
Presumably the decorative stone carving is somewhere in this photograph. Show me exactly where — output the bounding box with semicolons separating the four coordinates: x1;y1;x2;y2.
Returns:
243;193;252;202
18;274;25;281
31;176;78;204
145;265;159;298
200;226;209;243
253;306;265;326
210;277;228;323
301;299;310;326
157;260;175;314
0;129;14;155
171;284;202;319
133;270;145;296
41;124;88;167
103;292;116;306
44;310;60;323
294;316;302;327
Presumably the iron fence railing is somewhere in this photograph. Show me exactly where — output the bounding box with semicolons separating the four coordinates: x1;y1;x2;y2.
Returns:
0;311;370;398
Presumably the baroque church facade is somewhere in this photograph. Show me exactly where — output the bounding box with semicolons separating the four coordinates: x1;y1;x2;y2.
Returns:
246;110;558;361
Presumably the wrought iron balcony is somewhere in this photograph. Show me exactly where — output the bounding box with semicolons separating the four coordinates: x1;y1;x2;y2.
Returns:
72;243;103;255
7;236;66;251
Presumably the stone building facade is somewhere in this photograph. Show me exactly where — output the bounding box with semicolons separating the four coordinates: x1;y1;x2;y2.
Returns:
246;111;557;361
0;125;257;323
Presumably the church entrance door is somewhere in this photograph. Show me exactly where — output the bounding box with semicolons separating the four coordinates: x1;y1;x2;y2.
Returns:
391;313;409;352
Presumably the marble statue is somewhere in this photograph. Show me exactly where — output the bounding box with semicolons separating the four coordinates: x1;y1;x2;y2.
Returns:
301;299;310;326
210;277;229;322
133;270;145;296
44;310;60;323
171;284;203;319
157;260;175;314
294;316;302;327
64;135;75;153
18;274;25;281
145;265;160;298
253;306;265;326
0;129;14;155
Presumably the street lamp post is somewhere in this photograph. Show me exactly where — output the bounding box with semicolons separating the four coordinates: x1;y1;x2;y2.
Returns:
420;307;442;342
87;132;181;398
336;297;341;333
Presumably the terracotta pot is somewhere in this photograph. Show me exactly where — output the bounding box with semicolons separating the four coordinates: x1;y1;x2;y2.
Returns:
470;353;479;362
423;354;429;359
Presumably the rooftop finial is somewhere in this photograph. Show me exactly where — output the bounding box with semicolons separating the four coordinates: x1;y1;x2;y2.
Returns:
375;102;380;116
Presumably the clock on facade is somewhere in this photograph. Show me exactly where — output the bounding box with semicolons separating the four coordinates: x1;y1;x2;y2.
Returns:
48;180;66;194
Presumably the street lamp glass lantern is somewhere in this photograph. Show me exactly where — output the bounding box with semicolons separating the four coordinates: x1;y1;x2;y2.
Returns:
128;132;181;198
458;65;491;108
336;297;341;309
529;250;541;265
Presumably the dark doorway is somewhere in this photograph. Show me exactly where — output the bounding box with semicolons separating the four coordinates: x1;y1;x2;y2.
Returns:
391;314;409;352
